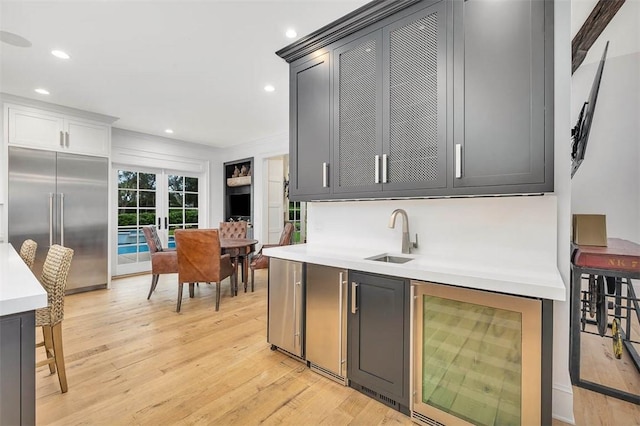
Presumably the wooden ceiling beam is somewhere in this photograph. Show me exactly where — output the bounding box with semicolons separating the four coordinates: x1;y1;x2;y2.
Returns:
572;0;626;74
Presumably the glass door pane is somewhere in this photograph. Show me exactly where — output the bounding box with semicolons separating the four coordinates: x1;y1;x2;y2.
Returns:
167;174;199;246
117;170;157;269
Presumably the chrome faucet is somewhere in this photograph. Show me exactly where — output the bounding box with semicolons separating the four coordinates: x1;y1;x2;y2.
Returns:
388;209;418;254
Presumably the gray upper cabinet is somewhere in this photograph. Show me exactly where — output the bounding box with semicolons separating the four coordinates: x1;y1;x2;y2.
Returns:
333;31;383;195
289;52;332;198
277;0;553;201
383;1;447;192
452;0;553;192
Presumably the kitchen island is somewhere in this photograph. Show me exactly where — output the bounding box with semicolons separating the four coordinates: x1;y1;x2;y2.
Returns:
0;242;48;425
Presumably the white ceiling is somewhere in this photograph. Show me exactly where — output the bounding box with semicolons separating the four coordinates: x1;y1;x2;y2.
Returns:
0;0;368;147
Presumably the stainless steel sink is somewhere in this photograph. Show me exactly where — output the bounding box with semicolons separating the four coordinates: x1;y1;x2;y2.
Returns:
366;253;413;264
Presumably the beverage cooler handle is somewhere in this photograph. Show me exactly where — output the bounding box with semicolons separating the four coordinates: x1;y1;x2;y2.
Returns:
339;273;346;367
60;193;65;246
49;193;54;247
293;270;298;346
351;282;358;314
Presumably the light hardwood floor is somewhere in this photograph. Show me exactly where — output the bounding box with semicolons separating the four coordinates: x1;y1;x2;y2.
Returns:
36;271;639;425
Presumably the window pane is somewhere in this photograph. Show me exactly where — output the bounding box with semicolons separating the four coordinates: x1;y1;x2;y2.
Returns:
185;193;198;208
185;177;199;192
118;190;137;207
139;191;156;207
118;209;138;226
139;209;156;225
139;173;156;190
169;208;183;224
169;192;183;207
185;224;198;230
185;209;198;224
168;225;181;237
118;170;137;189
168;175;184;191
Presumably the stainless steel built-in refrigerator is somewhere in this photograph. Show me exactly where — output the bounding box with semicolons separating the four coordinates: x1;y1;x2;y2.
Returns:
8;147;108;293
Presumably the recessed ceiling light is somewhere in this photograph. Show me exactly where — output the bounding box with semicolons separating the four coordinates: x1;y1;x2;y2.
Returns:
264;85;275;92
165;129;174;134
51;50;70;59
34;88;50;95
285;29;297;39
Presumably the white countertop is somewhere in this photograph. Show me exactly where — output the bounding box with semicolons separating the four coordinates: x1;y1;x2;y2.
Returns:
0;243;47;316
264;244;566;301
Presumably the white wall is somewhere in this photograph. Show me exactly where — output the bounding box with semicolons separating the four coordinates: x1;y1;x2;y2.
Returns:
215;133;288;246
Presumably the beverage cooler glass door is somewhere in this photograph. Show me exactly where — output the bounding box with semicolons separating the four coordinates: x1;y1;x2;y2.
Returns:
412;282;542;426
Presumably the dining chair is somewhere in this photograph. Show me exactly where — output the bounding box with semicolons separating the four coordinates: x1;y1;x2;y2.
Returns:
250;222;294;291
35;244;74;393
219;221;250;282
19;239;38;269
174;229;236;312
142;226;178;300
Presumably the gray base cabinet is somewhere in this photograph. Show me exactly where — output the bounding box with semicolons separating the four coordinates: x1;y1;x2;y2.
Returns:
0;311;36;426
347;271;410;413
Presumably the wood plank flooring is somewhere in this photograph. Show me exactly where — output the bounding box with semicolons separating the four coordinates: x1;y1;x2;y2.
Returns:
35;271;639;425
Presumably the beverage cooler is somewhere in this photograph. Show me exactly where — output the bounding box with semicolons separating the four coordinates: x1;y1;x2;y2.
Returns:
411;281;549;426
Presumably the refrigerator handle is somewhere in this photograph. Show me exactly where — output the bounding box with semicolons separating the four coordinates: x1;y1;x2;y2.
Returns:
60;193;65;246
49;193;54;247
351;282;358;314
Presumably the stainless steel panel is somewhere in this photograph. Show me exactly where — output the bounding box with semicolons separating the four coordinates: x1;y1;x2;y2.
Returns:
8;147;57;279
56;153;108;290
268;258;303;357
306;264;348;378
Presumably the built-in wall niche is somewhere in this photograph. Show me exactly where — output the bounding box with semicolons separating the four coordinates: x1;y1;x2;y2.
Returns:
224;157;253;224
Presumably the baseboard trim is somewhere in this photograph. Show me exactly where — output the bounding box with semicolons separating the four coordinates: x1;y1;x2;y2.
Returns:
552;383;575;425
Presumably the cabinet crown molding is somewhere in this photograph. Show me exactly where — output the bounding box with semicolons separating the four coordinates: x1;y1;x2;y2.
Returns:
275;0;422;63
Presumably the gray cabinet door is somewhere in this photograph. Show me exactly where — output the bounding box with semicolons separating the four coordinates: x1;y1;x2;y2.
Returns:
382;0;448;191
333;31;384;195
290;53;332;198
453;0;552;191
348;271;409;410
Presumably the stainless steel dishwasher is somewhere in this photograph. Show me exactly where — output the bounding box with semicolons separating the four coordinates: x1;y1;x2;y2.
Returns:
267;258;304;359
305;263;348;384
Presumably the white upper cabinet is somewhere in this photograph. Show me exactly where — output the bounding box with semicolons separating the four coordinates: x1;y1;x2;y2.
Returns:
7;105;111;157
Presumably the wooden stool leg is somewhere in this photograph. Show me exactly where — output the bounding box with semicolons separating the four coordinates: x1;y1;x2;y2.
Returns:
51;323;68;393
42;325;56;374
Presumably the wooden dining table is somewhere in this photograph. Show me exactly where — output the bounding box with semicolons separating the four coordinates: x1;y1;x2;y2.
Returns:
220;238;258;296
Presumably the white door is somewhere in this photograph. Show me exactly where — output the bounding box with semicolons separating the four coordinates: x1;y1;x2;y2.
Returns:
266;157;284;244
115;168;203;276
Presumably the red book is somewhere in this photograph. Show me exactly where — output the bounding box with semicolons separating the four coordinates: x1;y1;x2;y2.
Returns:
573;238;640;273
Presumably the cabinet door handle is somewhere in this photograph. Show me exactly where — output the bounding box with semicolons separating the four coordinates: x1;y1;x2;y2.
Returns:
65;131;70;148
374;155;380;184
351;282;358;314
59;131;64;147
322;162;328;188
455;144;462;178
382;154;388;183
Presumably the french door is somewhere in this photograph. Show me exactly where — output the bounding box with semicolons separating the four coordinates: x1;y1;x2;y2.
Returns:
115;167;203;275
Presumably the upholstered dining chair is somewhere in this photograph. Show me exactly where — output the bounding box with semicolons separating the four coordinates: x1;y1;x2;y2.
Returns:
219;221;249;280
35;244;74;393
142;226;178;300
19;239;38;269
174;229;236;312
250;222;294;291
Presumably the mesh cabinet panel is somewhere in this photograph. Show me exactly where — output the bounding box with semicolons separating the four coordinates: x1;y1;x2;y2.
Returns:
338;39;378;188
388;13;439;184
